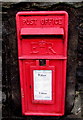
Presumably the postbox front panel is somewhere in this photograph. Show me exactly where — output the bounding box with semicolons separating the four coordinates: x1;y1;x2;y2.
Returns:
16;11;68;116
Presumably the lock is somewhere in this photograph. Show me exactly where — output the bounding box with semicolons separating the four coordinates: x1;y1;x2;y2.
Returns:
16;11;68;116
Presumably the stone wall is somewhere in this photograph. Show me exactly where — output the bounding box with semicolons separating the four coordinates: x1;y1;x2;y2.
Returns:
2;2;83;120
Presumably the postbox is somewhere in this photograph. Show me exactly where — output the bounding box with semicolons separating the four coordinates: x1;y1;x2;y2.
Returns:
16;11;68;116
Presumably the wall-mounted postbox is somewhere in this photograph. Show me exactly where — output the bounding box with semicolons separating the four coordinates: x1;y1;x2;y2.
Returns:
16;11;68;116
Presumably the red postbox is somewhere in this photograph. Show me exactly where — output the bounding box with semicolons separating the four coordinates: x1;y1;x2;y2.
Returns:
16;11;68;116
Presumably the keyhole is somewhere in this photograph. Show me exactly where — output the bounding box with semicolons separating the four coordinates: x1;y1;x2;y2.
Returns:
39;59;46;66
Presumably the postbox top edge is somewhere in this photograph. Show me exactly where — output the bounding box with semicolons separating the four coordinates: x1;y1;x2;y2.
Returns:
16;11;68;17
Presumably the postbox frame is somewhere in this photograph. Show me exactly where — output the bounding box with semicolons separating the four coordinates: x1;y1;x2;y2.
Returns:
16;11;68;116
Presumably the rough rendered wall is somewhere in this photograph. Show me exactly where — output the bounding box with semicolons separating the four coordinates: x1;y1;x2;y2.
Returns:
2;2;83;120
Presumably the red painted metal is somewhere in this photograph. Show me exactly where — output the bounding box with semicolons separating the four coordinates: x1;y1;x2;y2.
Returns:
20;28;64;35
16;11;68;116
